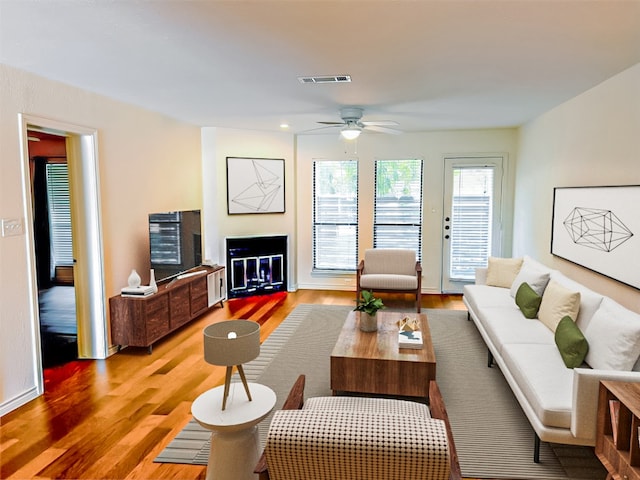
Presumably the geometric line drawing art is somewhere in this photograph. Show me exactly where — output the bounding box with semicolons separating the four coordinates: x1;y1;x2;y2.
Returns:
227;157;285;214
563;206;634;252
231;160;282;212
552;185;640;290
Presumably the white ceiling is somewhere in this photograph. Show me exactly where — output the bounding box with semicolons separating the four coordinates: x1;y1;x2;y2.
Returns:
1;0;639;134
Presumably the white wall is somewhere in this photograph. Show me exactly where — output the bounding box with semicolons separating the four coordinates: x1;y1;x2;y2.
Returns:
296;129;518;292
0;64;202;414
201;127;297;287
515;62;640;312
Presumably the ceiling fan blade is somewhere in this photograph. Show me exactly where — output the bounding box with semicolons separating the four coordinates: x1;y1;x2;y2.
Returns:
363;125;402;135
317;121;345;125
361;120;399;126
301;125;342;133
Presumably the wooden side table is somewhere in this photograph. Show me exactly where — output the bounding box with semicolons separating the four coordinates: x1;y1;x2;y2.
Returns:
192;382;276;480
596;380;640;480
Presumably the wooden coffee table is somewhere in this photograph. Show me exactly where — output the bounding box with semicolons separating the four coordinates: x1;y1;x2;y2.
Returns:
330;311;436;399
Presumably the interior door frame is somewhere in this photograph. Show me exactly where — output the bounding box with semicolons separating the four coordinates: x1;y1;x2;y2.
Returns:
19;114;108;392
441;155;505;293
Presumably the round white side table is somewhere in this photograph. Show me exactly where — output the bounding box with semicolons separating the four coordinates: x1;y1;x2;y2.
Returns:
192;382;276;480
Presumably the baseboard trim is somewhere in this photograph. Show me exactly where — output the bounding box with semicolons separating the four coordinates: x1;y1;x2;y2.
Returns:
0;386;41;416
296;283;442;294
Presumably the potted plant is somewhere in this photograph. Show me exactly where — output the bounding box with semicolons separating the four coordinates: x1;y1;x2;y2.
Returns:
354;290;385;332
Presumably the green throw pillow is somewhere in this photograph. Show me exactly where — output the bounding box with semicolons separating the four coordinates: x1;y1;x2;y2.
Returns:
515;282;542;319
555;316;589;368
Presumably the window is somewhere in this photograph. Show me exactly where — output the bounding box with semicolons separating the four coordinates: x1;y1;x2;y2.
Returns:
313;160;358;270
45;163;73;270
449;166;494;280
374;159;423;260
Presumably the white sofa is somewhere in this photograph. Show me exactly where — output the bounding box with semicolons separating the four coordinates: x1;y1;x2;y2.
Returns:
463;255;640;462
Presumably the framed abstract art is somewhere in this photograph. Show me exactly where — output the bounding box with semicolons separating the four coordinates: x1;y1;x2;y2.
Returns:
551;185;639;289
226;157;285;215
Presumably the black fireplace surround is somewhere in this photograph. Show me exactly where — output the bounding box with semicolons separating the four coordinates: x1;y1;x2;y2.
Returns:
225;235;288;298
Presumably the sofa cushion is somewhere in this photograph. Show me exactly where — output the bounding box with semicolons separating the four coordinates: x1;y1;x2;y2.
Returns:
554;316;589;368
502;343;574;429
584;298;640;371
538;280;581;333
479;307;555;353
515;282;542;319
486;257;523;288
304;396;431;418
549;271;604;331
509;257;551;297
363;248;417;276
463;284;514;313
359;273;418;290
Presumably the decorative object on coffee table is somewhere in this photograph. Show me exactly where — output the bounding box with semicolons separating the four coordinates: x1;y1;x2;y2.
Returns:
203;319;261;410
354;290;384;332
398;316;423;349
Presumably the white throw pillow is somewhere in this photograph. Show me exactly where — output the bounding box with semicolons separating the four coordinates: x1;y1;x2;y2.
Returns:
486;257;523;289
549;271;604;331
509;260;551;298
584;298;640;371
538;280;580;333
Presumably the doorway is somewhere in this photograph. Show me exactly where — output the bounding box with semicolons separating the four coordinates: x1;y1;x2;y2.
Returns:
442;156;504;293
28;130;78;368
20;114;108;395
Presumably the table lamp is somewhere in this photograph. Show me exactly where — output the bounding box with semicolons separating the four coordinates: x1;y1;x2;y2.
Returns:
203;320;260;410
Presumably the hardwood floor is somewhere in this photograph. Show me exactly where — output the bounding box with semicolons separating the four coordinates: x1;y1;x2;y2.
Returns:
1;290;465;480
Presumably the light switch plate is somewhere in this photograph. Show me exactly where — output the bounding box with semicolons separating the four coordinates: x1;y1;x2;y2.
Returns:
1;218;24;237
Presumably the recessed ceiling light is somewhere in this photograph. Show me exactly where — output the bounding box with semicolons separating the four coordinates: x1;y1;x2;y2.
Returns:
280;123;289;129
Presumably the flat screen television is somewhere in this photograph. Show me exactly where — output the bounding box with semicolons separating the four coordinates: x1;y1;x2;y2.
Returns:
149;209;202;282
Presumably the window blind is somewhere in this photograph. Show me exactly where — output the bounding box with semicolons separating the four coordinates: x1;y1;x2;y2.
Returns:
449;166;494;280
313;160;358;270
374;159;423;261
45;163;73;267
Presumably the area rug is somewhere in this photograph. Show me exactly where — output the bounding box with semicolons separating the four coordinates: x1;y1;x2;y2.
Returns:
155;304;606;480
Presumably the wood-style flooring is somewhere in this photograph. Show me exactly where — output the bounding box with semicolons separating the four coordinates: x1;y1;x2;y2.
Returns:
1;290;466;480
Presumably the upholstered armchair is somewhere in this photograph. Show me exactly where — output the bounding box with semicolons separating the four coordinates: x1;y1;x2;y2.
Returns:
255;376;461;480
357;248;422;312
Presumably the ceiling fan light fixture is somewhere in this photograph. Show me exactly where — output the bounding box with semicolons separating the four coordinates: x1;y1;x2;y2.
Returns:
340;125;362;140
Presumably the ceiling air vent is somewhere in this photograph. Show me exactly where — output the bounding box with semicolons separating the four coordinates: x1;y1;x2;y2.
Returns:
298;75;352;84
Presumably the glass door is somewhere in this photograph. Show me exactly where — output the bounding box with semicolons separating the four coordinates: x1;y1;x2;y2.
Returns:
442;157;504;293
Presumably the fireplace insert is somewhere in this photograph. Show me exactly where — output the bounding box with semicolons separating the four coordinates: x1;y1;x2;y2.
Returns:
225;235;288;298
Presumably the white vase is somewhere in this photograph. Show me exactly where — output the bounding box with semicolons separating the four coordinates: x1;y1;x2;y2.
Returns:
359;312;378;332
149;269;158;293
128;269;141;288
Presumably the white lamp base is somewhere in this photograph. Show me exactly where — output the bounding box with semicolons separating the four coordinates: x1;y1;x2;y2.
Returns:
208;424;259;480
192;383;276;480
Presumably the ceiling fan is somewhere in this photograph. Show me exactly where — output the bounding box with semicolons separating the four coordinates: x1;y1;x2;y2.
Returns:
317;107;401;139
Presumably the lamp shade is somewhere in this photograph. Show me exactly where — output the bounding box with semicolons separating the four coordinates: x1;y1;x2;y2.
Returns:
203;320;260;367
